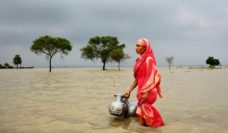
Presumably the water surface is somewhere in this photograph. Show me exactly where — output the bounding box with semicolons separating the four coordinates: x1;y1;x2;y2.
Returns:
0;68;228;133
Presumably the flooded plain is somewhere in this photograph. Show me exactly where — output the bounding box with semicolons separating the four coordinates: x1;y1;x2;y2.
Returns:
0;67;228;133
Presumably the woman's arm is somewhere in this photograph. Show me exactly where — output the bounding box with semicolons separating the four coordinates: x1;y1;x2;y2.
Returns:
124;79;138;98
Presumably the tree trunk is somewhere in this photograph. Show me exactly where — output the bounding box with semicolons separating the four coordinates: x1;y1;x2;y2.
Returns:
16;64;18;69
49;56;52;72
169;63;171;70
118;62;120;71
102;61;106;70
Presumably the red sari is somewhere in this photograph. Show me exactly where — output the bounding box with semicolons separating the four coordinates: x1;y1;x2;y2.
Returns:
134;38;164;127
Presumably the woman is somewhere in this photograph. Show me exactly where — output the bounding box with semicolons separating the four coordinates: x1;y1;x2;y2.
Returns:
124;38;164;127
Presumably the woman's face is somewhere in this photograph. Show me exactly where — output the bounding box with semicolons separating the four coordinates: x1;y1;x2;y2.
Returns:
136;40;146;55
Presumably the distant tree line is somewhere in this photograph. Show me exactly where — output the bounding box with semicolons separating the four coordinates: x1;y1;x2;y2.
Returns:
3;35;222;72
0;62;14;69
29;35;129;72
164;56;222;70
1;35;130;72
0;54;22;69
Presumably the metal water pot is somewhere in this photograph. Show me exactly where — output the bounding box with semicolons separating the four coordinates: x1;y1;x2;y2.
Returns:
108;94;137;117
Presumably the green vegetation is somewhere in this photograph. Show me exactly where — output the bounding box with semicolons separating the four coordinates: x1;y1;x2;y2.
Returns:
5;36;224;72
0;62;13;69
166;56;174;70
188;66;208;69
110;48;130;71
81;36;127;70
31;35;72;72
13;54;22;68
206;56;220;68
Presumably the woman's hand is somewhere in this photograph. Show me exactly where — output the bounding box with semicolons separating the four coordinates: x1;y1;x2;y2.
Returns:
141;92;148;103
123;80;138;99
123;91;130;98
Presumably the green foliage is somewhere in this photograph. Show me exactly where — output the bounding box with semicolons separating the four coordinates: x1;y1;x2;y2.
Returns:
4;63;10;67
0;63;11;69
81;44;97;60
110;48;124;62
31;35;72;56
3;63;13;68
214;59;220;66
206;56;214;66
13;54;22;68
31;35;72;72
109;48;130;71
206;56;220;68
81;36;126;70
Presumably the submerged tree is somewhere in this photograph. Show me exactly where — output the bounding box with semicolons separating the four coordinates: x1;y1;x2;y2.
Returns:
206;56;220;68
31;35;72;72
109;48;130;71
81;36;125;70
13;54;22;68
166;56;174;70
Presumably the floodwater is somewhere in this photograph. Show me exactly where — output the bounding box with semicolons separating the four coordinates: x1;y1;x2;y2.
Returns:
0;67;228;133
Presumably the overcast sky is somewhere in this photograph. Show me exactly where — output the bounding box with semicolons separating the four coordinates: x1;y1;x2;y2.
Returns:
0;0;228;67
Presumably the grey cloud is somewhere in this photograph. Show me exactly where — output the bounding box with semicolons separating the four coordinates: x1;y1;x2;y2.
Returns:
0;2;66;25
0;0;228;66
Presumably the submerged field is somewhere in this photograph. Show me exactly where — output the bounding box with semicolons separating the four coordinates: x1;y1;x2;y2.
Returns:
0;67;228;133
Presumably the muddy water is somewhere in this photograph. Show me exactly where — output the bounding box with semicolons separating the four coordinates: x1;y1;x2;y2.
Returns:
0;68;228;133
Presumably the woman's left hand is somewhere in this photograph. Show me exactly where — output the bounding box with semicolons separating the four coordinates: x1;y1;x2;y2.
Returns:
141;92;148;103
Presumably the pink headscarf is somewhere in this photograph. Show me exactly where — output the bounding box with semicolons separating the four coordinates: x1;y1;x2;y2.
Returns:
140;38;157;65
134;38;162;97
134;38;157;76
